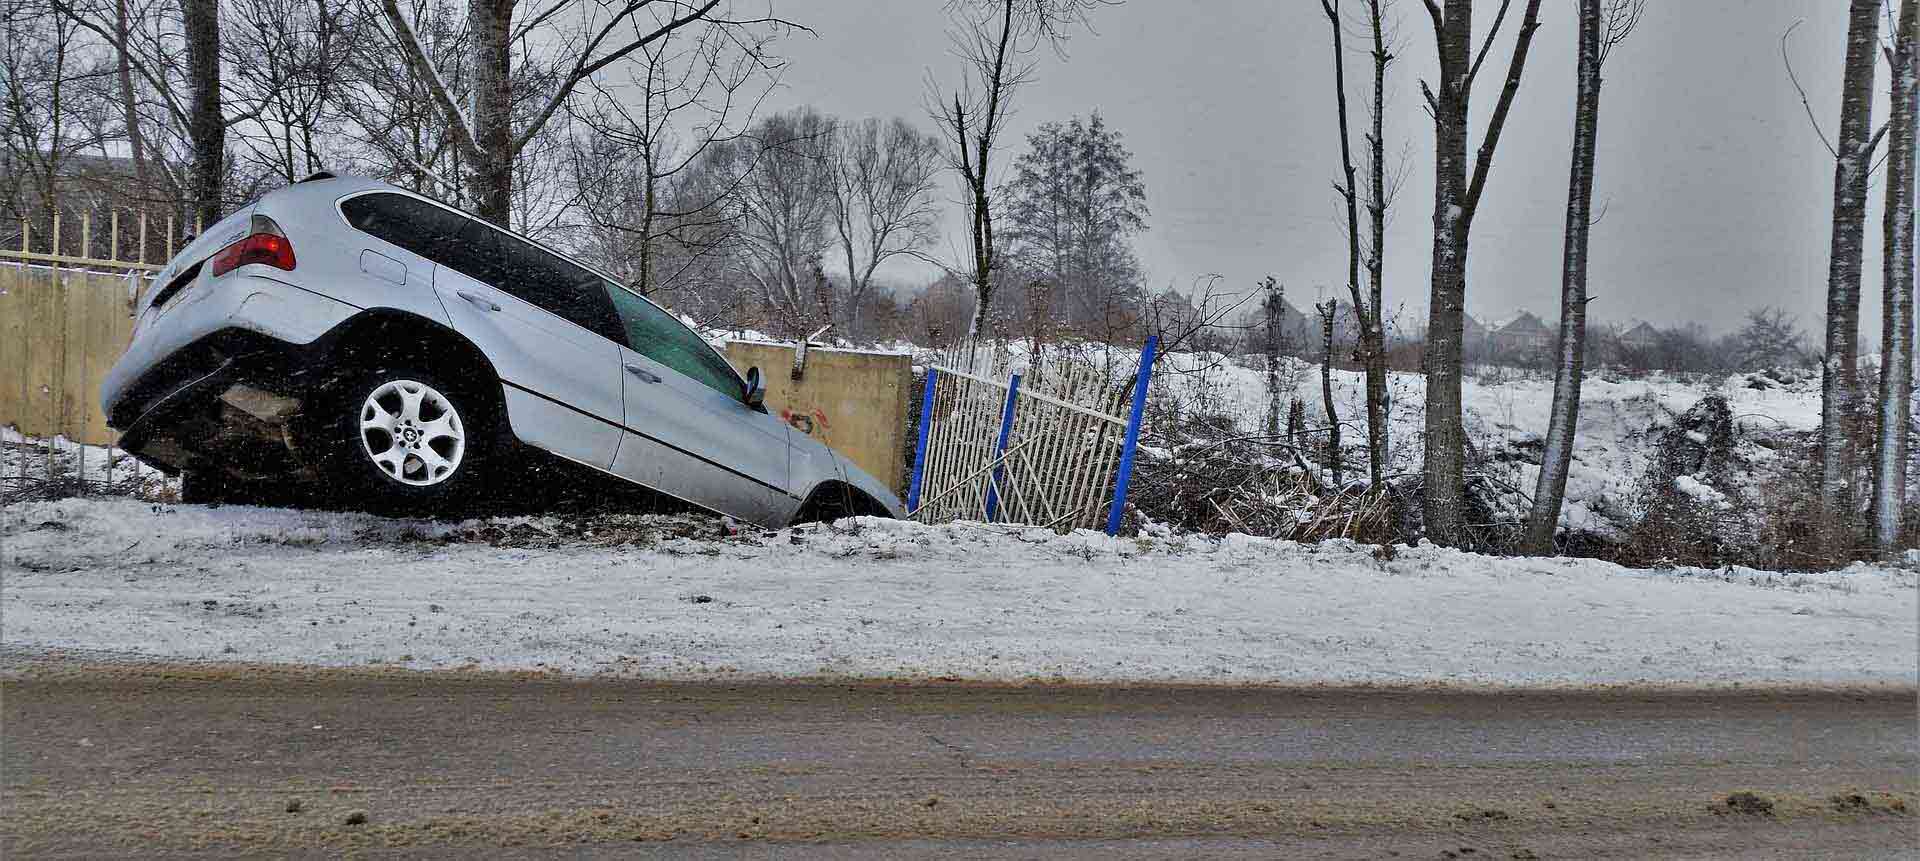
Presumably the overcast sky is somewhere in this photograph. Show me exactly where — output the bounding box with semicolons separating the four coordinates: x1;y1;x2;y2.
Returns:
755;0;1912;335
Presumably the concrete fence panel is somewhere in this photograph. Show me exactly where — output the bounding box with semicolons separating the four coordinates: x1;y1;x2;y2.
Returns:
723;341;913;496
1;263;136;445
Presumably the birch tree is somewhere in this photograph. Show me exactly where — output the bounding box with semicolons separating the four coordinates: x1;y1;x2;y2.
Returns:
1522;0;1642;555
1813;0;1886;559
1871;0;1917;554
1419;0;1546;547
378;0;799;229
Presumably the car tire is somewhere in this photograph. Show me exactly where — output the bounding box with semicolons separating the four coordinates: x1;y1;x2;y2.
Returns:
309;367;497;516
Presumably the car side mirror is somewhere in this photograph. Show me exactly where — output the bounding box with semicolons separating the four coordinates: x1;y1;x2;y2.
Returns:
744;366;766;408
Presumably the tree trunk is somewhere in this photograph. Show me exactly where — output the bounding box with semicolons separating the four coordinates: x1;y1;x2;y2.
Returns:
1872;0;1917;554
183;0;223;226
1320;300;1342;487
1361;0;1391;490
469;0;515;227
1524;0;1607;555
636;165;657;296
1817;0;1885;560
1421;0;1475;547
114;0;146;193
1323;0;1387;488
1265;278;1284;439
1422;0;1544;547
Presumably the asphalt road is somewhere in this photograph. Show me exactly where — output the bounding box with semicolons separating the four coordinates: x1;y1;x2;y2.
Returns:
2;663;1914;859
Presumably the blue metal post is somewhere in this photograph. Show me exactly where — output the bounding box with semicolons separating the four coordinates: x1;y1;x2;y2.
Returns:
906;368;938;511
982;373;1021;522
1105;336;1158;535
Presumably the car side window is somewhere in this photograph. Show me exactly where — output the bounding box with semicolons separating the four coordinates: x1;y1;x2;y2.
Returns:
604;285;745;403
468;226;624;342
344;192;624;345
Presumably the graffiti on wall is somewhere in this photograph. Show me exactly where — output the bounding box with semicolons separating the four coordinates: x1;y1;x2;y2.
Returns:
780;407;831;437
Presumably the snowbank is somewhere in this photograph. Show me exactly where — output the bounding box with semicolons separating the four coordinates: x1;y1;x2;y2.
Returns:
4;498;1912;687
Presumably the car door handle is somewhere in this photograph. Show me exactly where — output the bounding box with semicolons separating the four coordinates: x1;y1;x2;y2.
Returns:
624;364;662;383
455;290;500;312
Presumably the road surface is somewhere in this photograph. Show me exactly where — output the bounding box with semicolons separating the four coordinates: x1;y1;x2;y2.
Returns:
3;662;1914;858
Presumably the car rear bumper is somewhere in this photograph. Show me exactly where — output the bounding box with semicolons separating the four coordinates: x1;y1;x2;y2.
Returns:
105;329;323;475
102;271;357;424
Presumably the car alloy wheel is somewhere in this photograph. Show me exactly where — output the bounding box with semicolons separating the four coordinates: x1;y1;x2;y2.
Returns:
358;379;465;486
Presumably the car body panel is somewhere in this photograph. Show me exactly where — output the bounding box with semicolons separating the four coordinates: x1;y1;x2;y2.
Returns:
433;262;624;469
612;344;799;525
99;173;906;527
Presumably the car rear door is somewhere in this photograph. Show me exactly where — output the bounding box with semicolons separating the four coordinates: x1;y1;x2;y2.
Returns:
423;208;624;469
602;284;798;525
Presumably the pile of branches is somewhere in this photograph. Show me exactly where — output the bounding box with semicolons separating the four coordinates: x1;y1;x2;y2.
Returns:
1130;416;1397;544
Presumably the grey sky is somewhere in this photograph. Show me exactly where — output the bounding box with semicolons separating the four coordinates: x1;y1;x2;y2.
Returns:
758;0;1911;335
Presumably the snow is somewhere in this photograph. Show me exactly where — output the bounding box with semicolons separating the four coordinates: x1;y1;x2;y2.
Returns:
1138;350;1841;539
3;497;1913;687
1672;474;1730;510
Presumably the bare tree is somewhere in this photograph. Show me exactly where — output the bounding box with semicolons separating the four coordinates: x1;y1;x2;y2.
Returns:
719;107;838;333
828;117;944;339
1322;0;1400;489
0;3;114;228
1872;0;1917;554
1727;306;1812;369
1809;0;1887;559
1523;0;1643;555
378;0;800;228
224;0;354;184
927;0;1111;343
566;16;782;296
1418;0;1546;547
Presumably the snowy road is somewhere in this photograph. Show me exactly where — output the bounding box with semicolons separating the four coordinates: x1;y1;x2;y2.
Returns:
2;666;1914;857
2;498;1914;687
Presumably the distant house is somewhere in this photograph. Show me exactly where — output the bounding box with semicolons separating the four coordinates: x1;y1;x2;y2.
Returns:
1490;310;1554;355
1617;321;1660;351
1462;313;1488;343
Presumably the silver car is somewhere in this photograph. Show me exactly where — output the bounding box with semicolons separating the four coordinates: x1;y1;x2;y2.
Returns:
100;173;904;526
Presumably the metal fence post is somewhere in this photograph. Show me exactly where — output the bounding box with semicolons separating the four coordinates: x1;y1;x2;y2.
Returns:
1104;336;1158;536
906;367;938;512
983;373;1021;522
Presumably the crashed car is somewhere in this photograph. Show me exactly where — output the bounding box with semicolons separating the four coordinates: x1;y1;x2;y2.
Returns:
101;173;904;526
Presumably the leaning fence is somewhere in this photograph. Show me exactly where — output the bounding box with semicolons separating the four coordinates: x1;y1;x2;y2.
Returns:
907;337;1158;534
1;210;192;499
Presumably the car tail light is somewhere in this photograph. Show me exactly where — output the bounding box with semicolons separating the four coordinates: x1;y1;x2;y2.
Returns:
208;214;295;277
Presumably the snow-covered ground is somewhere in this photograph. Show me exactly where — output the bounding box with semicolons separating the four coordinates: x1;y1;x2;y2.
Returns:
1143;352;1836;539
4;497;1913;687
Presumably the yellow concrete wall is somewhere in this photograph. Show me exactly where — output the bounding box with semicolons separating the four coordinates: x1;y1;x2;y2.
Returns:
0;264;135;445
723;341;912;495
